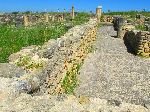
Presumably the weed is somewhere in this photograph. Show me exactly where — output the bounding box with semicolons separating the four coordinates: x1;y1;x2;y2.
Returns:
135;25;147;31
86;45;95;53
61;63;82;94
16;55;43;70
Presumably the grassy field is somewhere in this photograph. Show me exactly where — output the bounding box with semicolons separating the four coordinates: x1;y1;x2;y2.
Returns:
0;12;91;63
0;22;68;63
73;12;91;25
104;11;150;17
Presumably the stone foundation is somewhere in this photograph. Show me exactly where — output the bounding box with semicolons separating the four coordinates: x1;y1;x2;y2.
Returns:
101;15;113;23
124;31;150;57
2;19;98;95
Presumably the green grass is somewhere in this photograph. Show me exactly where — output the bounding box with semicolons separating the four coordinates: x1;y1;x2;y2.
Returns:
104;11;150;17
0;12;91;63
135;25;147;31
61;63;82;94
72;12;91;26
16;55;44;70
0;22;68;62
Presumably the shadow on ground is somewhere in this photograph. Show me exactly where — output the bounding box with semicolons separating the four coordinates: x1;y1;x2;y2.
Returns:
111;31;136;55
123;32;136;55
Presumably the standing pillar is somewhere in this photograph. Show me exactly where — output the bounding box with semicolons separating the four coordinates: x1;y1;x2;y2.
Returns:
61;14;64;21
52;16;55;22
115;17;124;38
45;13;49;23
71;6;75;19
96;6;102;23
63;9;66;21
23;15;29;27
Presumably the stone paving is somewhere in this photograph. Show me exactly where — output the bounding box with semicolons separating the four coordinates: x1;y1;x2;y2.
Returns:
75;26;150;108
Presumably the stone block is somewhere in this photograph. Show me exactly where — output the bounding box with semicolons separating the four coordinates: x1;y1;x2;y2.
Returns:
0;63;26;78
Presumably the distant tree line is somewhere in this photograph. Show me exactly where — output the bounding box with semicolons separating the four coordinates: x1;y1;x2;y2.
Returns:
104;10;150;17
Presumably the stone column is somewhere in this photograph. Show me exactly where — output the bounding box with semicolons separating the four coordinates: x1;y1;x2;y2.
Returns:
45;13;49;23
71;6;75;19
63;9;66;21
52;16;55;22
23;15;29;27
61;14;64;21
96;6;102;23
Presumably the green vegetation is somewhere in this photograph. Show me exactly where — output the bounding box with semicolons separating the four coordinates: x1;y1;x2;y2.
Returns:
0;23;68;62
16;55;43;70
73;12;91;25
135;24;147;31
104;11;150;17
86;45;95;53
0;12;91;63
61;63;82;94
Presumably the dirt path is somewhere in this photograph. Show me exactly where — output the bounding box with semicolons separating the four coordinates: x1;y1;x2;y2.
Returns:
75;26;150;107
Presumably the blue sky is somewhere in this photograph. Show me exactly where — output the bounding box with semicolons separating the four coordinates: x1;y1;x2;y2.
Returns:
0;0;149;12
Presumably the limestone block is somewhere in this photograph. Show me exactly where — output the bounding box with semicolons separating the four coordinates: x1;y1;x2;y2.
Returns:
122;24;135;30
9;45;37;62
41;40;58;59
148;42;150;47
144;48;149;53
125;30;150;57
0;63;26;78
143;42;149;49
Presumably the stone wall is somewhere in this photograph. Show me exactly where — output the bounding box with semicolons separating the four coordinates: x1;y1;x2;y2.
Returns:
0;13;65;26
101;15;113;23
124;30;150;57
0;19;98;97
119;24;135;39
112;17;150;57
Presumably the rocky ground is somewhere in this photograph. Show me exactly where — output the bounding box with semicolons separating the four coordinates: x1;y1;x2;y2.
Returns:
0;25;150;112
75;26;150;110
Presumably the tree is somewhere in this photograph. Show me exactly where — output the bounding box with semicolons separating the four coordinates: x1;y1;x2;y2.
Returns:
12;11;19;15
108;10;111;13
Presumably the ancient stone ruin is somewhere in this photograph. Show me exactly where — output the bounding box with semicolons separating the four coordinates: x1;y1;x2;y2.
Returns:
0;13;68;27
113;16;150;57
0;18;98;102
0;6;150;111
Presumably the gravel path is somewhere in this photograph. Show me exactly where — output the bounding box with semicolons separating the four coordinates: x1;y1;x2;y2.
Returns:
75;26;150;107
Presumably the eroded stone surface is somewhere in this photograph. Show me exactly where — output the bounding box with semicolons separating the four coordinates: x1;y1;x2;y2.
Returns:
0;63;26;78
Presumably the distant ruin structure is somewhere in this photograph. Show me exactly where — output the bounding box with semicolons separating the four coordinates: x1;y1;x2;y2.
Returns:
96;6;102;23
71;6;75;19
23;15;29;27
45;13;49;23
